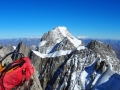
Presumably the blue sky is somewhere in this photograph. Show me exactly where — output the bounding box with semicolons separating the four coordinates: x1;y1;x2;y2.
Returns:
0;0;120;39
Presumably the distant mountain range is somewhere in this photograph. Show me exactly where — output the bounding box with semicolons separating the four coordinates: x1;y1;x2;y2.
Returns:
0;38;40;47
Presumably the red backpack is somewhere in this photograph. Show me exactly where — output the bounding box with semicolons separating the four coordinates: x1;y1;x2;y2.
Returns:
0;52;34;90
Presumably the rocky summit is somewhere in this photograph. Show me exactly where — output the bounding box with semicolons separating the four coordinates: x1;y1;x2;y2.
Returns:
0;27;120;90
37;26;82;54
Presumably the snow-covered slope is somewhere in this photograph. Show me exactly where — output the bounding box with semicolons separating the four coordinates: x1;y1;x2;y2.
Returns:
53;27;82;47
33;50;71;58
33;45;85;58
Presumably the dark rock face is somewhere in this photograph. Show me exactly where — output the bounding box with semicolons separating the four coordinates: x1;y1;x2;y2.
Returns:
29;51;43;74
87;40;116;59
0;46;12;66
95;60;100;70
54;37;75;51
95;60;106;73
40;28;65;43
41;33;50;41
87;40;120;72
18;69;43;90
0;45;3;49
38;41;55;54
81;39;120;60
16;41;31;57
29;50;68;90
13;42;43;90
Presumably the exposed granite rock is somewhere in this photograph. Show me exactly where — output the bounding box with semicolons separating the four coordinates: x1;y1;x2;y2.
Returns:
87;40;115;58
0;45;12;66
6;44;14;52
54;37;75;51
40;27;67;43
95;59;100;70
87;40;120;72
38;41;55;54
29;50;68;90
41;33;50;41
18;69;43;90
29;51;43;74
16;41;30;57
0;45;3;49
15;42;43;90
81;38;120;60
95;60;106;73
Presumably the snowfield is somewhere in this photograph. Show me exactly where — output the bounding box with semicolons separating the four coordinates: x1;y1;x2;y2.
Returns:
33;50;71;58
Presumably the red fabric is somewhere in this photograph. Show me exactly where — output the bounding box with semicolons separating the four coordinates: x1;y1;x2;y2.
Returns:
0;57;34;90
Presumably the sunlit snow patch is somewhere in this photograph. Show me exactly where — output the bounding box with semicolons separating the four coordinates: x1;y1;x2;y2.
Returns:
13;46;16;50
32;50;71;58
38;41;47;47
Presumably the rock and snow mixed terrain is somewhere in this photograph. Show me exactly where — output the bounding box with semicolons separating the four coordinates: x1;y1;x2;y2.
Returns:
80;38;120;60
37;26;83;54
33;26;120;90
1;35;120;59
0;26;120;90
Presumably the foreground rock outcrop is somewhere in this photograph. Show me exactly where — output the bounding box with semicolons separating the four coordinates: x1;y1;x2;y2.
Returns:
0;45;12;66
0;43;43;90
15;42;43;90
18;69;43;90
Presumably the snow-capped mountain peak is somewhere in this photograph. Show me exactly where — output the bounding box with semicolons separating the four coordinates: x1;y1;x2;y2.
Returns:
38;26;83;54
54;26;71;37
52;26;74;40
54;26;67;31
